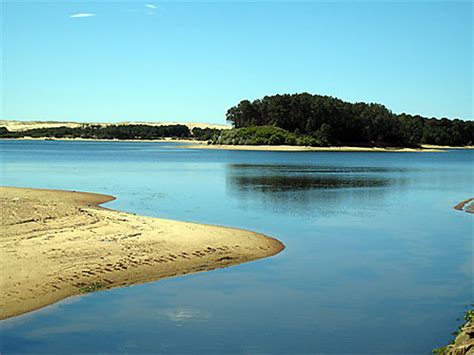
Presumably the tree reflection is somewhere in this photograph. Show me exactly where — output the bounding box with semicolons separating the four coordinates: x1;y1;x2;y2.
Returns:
225;164;407;215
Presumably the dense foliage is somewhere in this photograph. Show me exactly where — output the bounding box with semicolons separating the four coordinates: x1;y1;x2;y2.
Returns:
224;93;474;147
191;127;222;141
0;124;193;140
213;126;326;146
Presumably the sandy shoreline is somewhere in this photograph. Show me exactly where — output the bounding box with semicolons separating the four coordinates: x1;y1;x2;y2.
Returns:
0;186;284;320
420;144;474;150
181;143;443;152
4;137;473;152
1;138;444;152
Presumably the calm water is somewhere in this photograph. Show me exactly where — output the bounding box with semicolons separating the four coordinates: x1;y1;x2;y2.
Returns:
0;140;472;354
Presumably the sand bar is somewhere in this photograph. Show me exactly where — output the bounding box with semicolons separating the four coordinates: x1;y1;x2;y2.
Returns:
0;186;284;320
181;143;442;152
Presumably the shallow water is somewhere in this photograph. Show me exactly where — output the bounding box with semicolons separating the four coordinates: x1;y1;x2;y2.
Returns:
0;140;472;353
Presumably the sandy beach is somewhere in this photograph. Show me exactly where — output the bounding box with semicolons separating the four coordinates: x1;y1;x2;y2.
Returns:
0;186;284;320
181;143;442;152
421;144;474;150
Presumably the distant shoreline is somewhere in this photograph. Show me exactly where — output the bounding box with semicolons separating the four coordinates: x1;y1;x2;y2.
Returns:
181;143;445;152
2;137;207;144
0;186;284;320
3;137;474;152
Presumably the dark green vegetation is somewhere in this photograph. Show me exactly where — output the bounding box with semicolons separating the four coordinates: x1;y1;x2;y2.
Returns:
0;124;220;141
222;93;474;147
191;127;222;141
213;126;330;147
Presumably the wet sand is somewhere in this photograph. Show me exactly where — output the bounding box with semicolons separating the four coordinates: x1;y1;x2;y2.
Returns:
0;186;284;320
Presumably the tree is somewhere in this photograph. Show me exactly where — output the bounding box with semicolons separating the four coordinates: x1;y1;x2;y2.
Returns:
221;93;472;147
315;123;333;146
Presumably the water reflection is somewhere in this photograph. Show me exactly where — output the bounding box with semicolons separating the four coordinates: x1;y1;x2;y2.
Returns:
225;164;407;216
226;164;403;190
153;308;211;323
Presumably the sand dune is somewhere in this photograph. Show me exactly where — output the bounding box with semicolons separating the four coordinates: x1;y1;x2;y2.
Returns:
0;120;230;132
0;186;283;320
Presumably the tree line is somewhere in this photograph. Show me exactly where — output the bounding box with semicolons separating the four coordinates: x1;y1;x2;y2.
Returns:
0;124;222;141
224;93;474;147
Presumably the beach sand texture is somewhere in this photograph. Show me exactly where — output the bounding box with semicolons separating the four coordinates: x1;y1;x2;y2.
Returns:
0;186;284;320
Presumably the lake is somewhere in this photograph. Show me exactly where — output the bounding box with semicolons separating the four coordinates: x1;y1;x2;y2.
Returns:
0;140;472;353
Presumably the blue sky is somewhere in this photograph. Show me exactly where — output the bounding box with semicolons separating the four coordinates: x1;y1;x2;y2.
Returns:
2;1;472;124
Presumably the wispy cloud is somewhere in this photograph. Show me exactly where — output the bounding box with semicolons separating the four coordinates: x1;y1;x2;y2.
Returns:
70;13;96;18
145;4;157;9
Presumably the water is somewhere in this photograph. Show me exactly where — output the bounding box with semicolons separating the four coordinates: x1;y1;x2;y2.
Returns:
0;140;472;353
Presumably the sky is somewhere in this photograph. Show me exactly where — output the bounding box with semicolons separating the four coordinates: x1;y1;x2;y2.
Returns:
1;0;472;124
